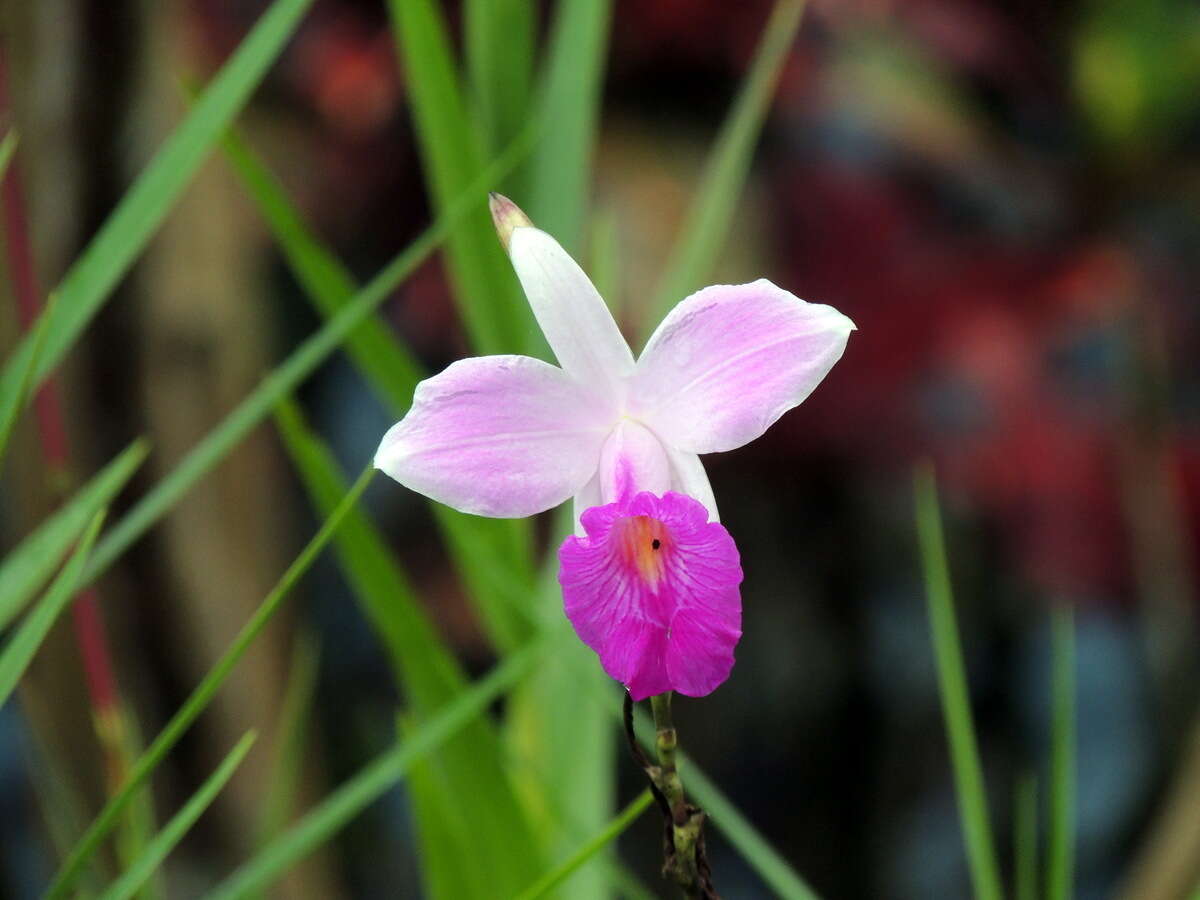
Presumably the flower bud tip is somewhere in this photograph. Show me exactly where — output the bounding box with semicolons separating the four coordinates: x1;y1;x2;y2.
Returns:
489;193;533;252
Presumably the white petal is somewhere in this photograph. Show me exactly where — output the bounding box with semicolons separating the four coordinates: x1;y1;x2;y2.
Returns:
664;444;720;522
597;420;672;505
630;279;854;454
572;472;602;536
375;355;611;518
509;227;635;398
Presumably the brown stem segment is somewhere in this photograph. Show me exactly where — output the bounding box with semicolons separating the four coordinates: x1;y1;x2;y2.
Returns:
625;692;718;899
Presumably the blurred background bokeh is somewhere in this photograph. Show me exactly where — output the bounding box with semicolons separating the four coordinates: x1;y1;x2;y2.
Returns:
2;0;1200;897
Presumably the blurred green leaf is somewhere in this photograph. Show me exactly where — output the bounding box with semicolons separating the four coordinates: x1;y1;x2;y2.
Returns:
0;510;103;706
514;790;653;900
1015;773;1038;900
465;0;536;157
273;397;545;898
588;208;622;316
255;630;321;847
388;0;540;358
0;290;56;470
0;0;314;409
203;635;552;900
403;747;490;900
522;0;612;250
1047;607;1076;900
641;0;805;341
0;439;147;631
914;463;1003;900
45;467;375;900
1073;0;1200;153
0;130;18;179
78;134;533;593
97;732;257;900
220;130;535;652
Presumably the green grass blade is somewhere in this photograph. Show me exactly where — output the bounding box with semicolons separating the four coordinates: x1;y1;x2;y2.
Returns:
387;0;540;358
255;630;320;846
1046;607;1075;900
0;130;18;178
45;467;375;900
640;0;805;341
77;132;533;592
0;266;52;468
0;439;147;631
1015;774;1038;900
97;732;257;900
0;0;314;406
220;127;534;652
0;510;104;706
686;760;819;899
273;397;545;897
465;0;536;155
514;790;653;900
273;398;461;705
219;129;422;411
202;635;552;900
523;0;612;250
914;463;1003;900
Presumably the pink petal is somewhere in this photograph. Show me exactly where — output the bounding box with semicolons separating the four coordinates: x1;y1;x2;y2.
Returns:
508;227;635;400
375;355;612;517
559;491;743;700
630;279;855;454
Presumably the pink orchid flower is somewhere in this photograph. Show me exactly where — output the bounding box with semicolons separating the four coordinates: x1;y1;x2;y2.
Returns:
375;195;854;701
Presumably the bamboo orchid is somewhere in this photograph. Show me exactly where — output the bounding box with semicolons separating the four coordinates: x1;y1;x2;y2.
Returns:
375;195;854;700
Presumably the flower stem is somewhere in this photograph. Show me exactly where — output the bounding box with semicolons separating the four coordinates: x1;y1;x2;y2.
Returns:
650;693;684;821
638;692;717;899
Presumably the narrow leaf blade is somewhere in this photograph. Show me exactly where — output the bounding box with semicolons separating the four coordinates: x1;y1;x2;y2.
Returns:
203;637;551;900
97;732;258;900
914;463;1003;900
274;398;545;897
522;0;612;250
465;0;536;155
255;630;321;845
514;790;653;900
0;438;147;631
388;0;541;358
220;125;535;652
0;509;105;706
0;130;18;179
45;467;375;900
77;133;533;593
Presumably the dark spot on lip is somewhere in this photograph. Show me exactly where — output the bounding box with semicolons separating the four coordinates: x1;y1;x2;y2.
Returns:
651;539;661;550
